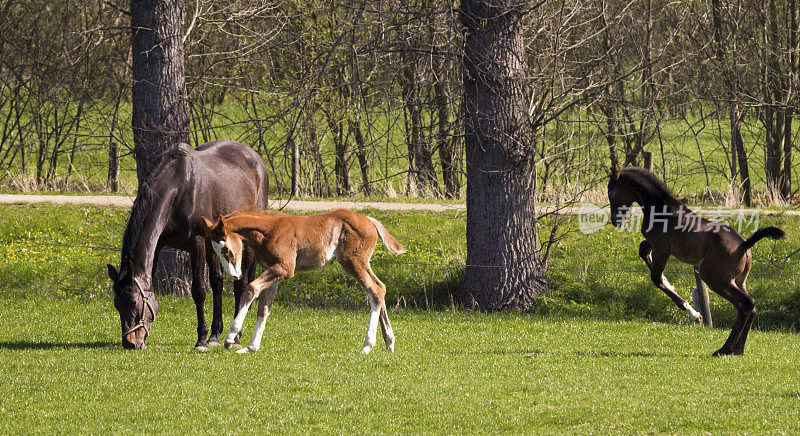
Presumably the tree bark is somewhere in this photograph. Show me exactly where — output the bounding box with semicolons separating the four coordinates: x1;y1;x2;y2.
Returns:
131;0;190;182
458;0;547;310
131;0;191;296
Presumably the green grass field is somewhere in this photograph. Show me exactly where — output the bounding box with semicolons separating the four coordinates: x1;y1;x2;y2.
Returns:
1;295;799;434
1;202;799;433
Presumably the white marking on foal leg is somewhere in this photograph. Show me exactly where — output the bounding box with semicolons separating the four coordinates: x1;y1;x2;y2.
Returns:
663;275;703;324
361;299;380;354
384;324;395;353
682;300;703;324
237;316;267;354
225;298;254;346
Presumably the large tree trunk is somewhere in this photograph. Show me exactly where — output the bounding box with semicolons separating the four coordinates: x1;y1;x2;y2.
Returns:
131;0;190;181
458;0;547;310
131;0;192;296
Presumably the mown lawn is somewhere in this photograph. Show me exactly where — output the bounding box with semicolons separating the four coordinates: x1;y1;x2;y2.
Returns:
1;294;799;434
0;202;799;433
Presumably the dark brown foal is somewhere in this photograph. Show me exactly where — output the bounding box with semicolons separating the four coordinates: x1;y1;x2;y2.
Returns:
609;164;784;355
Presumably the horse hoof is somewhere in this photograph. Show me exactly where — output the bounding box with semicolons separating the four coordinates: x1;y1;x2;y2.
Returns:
195;345;210;352
360;346;373;355
228;342;243;350
694;315;703;325
236;345;257;354
207;340;221;348
712;348;732;357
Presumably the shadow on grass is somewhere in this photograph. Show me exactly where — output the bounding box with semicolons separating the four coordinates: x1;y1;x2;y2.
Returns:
0;340;116;350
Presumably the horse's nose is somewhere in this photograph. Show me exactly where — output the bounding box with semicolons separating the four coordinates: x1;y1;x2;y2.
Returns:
122;337;136;350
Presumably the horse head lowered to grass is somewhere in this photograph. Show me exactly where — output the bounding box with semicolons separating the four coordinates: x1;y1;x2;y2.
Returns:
107;140;269;350
608;164;784;355
200;208;406;354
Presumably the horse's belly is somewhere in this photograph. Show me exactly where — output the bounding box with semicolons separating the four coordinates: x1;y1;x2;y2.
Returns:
671;249;703;266
295;250;329;270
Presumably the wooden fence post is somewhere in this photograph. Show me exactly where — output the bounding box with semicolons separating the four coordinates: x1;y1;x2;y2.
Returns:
692;266;713;326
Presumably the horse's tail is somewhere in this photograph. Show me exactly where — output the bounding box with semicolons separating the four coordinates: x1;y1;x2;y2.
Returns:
740;226;785;252
367;217;406;255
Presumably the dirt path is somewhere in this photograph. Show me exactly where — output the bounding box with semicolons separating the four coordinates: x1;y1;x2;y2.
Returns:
0;193;797;216
0;194;467;212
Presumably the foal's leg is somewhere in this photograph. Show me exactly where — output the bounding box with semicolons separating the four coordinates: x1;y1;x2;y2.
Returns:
732;277;756;355
190;237;211;351
344;261;393;354
206;241;225;346
225;263;290;348
229;247;256;348
642;243;703;324
237;284;279;354
702;272;755;356
370;269;395;352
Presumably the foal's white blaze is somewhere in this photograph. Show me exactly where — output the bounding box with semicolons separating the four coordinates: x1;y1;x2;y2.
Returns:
361;299;381;354
211;239;241;279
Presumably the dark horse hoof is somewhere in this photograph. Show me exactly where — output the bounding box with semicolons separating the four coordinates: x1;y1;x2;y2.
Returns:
195;342;210;352
207;335;222;348
712;348;742;357
224;339;243;350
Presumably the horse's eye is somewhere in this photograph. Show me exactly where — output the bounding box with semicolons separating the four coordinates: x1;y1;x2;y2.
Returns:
220;246;229;255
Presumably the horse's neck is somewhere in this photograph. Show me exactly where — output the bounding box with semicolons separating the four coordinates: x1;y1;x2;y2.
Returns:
633;184;685;218
123;195;174;284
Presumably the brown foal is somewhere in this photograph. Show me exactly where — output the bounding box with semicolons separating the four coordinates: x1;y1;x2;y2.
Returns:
609;164;784;355
200;209;405;354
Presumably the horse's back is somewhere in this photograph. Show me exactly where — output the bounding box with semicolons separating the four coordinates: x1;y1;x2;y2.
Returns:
150;141;269;240
195;141;266;180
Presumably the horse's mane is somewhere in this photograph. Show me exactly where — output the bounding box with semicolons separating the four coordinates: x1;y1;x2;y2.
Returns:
120;182;157;272
219;208;284;233
119;145;193;272
619;167;682;205
223;208;282;220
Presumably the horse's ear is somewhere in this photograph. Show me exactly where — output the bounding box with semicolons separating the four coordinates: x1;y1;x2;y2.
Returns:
611;162;620;180
107;264;120;283
200;216;216;235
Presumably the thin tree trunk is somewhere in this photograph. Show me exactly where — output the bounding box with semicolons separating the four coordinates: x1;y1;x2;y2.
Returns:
459;0;547;310
325;111;350;195
289;126;299;197
107;94;122;192
732;107;752;206
349;117;371;195
434;65;459;198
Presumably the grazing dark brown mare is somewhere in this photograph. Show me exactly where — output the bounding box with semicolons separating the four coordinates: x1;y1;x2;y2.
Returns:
106;140;269;350
199;209;406;354
608;164;784;355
